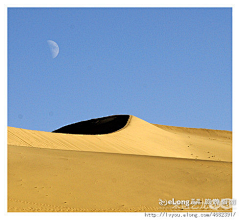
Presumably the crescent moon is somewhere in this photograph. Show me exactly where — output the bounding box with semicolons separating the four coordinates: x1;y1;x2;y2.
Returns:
47;40;59;58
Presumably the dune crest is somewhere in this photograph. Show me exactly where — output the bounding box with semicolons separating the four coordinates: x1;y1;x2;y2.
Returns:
8;115;231;162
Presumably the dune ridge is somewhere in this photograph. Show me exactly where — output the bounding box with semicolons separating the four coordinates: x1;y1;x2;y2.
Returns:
8;115;231;162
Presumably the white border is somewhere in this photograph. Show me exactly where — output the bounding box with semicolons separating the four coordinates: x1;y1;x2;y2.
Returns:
2;1;239;219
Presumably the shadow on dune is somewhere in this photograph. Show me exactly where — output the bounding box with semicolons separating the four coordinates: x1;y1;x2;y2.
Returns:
52;115;130;135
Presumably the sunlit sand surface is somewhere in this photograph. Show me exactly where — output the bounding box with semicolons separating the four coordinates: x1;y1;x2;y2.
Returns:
8;115;232;212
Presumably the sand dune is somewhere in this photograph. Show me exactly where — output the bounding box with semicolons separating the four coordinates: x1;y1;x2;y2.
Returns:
8;115;231;161
7;115;232;212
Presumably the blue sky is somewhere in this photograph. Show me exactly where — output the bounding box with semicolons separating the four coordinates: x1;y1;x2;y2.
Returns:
8;7;232;131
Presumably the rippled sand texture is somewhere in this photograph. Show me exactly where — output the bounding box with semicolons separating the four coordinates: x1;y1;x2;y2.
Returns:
8;115;232;212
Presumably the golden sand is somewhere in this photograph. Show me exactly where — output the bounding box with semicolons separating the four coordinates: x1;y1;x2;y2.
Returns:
8;115;232;212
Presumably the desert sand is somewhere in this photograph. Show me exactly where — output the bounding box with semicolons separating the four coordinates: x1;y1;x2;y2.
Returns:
8;115;232;212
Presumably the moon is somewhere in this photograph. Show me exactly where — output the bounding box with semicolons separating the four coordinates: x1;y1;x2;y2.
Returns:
47;40;59;58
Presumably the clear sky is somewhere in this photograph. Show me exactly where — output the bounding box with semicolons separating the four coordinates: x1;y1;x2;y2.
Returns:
8;7;232;132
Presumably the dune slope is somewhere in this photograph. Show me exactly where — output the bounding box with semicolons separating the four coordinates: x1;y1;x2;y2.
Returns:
8;115;232;212
8;145;231;212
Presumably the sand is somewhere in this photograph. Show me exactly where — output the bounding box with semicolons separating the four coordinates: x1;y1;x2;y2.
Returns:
7;115;232;212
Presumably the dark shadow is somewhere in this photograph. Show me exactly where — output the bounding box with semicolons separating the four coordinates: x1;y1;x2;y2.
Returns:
52;115;130;135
